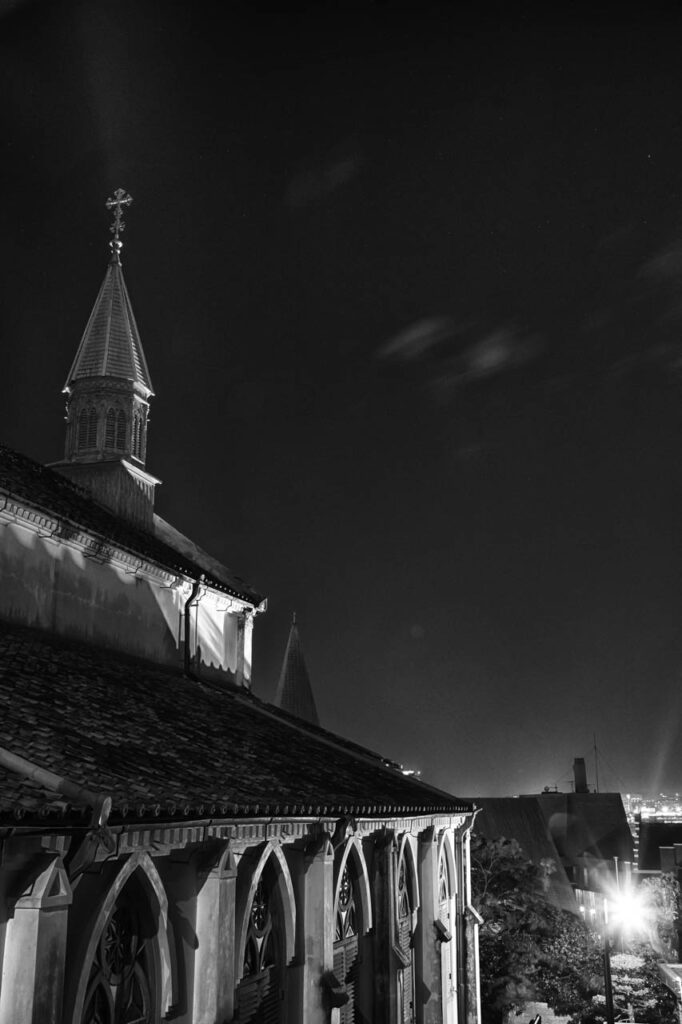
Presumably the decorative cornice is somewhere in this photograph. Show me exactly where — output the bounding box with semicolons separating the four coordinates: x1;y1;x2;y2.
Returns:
6;814;473;863
0;490;254;613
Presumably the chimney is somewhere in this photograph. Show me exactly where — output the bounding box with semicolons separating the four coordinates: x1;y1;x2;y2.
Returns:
573;757;589;794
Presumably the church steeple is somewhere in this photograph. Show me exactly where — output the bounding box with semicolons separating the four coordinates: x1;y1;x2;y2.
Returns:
52;190;160;529
273;614;320;726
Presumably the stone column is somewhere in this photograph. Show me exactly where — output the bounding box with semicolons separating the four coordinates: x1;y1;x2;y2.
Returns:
0;854;72;1024
287;835;333;1024
242;610;255;688
371;830;397;1024
455;827;481;1024
192;845;238;1024
416;827;442;1024
235;612;246;687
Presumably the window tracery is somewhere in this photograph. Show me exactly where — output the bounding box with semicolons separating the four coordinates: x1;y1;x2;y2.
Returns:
81;887;155;1024
397;847;415;1024
236;865;282;1023
398;855;411;922
333;858;361;1024
439;847;456;1019
335;866;358;942
243;878;277;977
439;852;449;905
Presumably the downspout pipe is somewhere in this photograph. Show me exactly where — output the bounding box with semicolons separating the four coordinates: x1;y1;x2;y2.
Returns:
184;575;204;677
0;745;111;827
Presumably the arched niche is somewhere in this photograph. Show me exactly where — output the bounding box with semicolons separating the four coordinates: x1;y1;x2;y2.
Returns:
69;851;173;1024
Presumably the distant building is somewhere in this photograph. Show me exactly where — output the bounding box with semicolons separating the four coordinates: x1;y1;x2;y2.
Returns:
532;759;634;927
472;797;576;913
472;759;635;931
0;192;481;1024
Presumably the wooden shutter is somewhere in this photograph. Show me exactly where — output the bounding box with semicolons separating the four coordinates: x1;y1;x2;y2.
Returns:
334;933;359;1024
398;918;414;1024
235;969;281;1024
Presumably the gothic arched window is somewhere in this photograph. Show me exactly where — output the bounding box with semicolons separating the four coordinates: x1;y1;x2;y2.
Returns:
105;409;127;452
439;848;456;1017
87;408;98;448
439;853;450;906
334;862;360;1024
236;865;283;1023
78;407;98;451
81;881;157;1024
115;409;127;450
105;408;116;449
397;848;415;1024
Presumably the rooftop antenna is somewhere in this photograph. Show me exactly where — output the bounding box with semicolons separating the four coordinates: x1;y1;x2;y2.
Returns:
594;733;600;794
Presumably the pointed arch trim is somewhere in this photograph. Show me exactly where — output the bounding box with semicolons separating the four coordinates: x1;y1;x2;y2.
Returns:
235;840;296;979
437;829;458;900
397;832;420;913
70;851;173;1023
334;837;373;934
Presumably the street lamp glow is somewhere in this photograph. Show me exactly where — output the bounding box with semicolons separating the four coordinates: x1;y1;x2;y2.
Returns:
608;887;647;936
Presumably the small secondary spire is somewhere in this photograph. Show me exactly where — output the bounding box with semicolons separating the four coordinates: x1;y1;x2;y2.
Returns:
106;188;133;263
273;616;320;727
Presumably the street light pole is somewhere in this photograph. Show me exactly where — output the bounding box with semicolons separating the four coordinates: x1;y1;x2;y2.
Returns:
603;919;615;1024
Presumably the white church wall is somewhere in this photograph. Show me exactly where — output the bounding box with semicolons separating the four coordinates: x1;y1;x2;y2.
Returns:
0;513;249;684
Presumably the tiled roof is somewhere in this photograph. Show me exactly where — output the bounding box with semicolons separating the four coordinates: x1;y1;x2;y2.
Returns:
273;619;320;726
0;444;263;605
64;259;153;393
0;624;472;825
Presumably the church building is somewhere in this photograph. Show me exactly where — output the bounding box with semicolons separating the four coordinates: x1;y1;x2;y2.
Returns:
0;191;480;1024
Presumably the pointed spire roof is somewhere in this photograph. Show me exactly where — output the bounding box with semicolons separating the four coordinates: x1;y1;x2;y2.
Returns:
274;615;320;727
64;189;153;395
64;260;153;394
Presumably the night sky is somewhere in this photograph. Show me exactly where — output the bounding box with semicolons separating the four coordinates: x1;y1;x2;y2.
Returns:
2;0;682;798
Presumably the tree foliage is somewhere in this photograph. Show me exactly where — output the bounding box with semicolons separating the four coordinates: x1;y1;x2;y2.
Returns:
470;835;679;1024
470;835;602;1024
638;874;680;958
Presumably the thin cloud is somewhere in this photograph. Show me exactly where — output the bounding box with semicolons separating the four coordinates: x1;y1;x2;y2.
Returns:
640;241;682;282
432;327;543;391
286;144;362;209
378;317;456;360
379;317;543;392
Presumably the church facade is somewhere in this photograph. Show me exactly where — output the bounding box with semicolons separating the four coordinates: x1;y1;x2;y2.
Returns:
0;191;480;1024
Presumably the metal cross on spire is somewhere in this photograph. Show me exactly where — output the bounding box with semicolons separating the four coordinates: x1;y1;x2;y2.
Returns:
105;188;133;262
